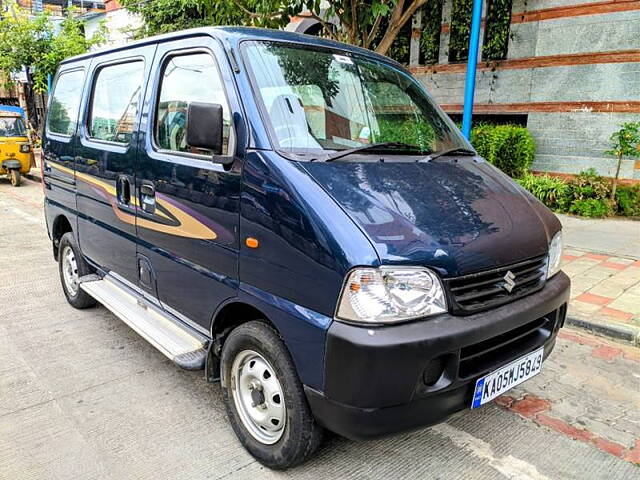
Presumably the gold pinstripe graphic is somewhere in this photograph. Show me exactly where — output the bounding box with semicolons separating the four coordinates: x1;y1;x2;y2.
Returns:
48;162;217;240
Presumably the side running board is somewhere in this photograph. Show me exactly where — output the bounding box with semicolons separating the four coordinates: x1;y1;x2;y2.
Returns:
80;275;209;370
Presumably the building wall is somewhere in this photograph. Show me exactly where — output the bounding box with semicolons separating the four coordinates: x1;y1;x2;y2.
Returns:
84;0;141;47
409;0;640;180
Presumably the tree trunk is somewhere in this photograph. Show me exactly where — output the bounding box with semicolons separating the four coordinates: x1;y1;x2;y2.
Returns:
610;153;622;202
374;0;427;55
375;24;402;55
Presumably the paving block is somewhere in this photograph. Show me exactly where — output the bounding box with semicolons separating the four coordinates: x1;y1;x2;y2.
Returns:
606;257;636;266
589;282;629;299
608;293;640;315
599;307;634;323
575;293;614;306
570;301;603;315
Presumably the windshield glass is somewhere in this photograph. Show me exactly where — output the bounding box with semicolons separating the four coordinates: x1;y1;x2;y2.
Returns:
0;116;27;137
243;41;470;156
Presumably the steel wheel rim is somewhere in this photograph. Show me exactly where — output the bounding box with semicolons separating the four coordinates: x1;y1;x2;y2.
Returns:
231;349;286;445
61;245;79;296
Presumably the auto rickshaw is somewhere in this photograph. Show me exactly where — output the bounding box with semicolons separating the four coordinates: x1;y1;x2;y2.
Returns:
0;111;34;186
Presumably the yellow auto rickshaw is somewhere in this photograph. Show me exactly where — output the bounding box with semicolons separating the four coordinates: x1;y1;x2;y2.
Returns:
0;111;34;187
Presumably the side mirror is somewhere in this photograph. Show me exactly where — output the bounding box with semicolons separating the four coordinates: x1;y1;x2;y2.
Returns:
186;102;224;156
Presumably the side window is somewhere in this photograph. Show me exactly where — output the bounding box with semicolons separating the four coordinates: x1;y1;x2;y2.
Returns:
155;53;232;155
47;69;85;136
88;61;144;144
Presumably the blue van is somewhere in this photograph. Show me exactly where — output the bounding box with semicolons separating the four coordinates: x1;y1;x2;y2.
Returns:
43;27;569;469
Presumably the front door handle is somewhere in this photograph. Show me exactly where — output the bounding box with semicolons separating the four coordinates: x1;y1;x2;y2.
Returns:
140;181;156;214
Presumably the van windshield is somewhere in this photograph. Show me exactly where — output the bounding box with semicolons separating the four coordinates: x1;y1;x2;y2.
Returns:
0;116;27;137
243;41;470;157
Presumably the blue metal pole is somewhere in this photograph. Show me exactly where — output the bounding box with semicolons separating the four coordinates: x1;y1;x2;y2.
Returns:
461;0;484;139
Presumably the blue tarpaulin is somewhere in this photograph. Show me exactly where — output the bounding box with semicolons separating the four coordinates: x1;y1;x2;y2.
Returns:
0;105;26;118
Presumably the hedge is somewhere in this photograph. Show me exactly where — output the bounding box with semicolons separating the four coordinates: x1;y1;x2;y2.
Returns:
471;124;535;178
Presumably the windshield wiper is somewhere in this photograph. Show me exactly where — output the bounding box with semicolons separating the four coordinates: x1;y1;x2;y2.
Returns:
311;142;428;162
420;147;476;162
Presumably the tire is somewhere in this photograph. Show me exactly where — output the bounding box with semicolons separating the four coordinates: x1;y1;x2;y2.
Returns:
221;321;323;470
58;232;97;309
9;169;20;187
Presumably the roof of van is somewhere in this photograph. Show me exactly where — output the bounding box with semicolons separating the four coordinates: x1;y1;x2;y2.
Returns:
60;26;403;70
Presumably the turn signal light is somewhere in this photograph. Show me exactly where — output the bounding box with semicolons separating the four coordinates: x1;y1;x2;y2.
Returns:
246;237;259;249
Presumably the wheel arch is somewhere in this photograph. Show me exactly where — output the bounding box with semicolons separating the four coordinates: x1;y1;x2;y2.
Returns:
205;300;279;383
51;214;73;261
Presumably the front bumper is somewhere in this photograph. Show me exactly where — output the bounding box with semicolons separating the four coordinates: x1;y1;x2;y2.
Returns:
306;271;570;440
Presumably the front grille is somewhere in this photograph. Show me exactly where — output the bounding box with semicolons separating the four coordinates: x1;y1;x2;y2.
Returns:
445;255;548;315
458;316;553;378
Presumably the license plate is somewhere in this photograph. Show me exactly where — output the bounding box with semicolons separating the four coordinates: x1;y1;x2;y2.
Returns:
471;347;544;409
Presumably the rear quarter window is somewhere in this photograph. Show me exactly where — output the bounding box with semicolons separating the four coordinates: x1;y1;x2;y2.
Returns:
47;69;85;136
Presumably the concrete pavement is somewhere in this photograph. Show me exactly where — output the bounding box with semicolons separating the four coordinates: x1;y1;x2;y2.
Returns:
558;214;640;260
1;177;639;479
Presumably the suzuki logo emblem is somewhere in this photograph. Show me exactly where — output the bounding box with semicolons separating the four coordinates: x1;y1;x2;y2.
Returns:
502;271;516;293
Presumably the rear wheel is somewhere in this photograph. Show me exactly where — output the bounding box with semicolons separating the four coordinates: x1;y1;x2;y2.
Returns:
221;321;323;470
9;169;20;187
58;232;96;309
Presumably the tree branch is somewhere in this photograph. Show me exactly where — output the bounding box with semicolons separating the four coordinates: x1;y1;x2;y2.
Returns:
375;0;428;55
365;14;383;49
350;0;357;44
296;12;339;41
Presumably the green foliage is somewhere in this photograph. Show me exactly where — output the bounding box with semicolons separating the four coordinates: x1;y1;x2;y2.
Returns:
513;168;638;218
120;0;296;37
0;6;106;92
605;122;640;199
614;184;640;217
471;124;535;178
376;115;435;150
482;0;512;60
120;0;433;57
420;0;444;64
569;168;611;202
568;198;612;218
565;170;613;217
517;173;570;212
448;0;473;62
606;122;640;160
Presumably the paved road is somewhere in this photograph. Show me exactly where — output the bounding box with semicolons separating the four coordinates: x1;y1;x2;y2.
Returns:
1;177;639;479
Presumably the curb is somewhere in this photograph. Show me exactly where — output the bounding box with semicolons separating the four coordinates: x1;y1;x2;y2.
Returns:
566;314;640;347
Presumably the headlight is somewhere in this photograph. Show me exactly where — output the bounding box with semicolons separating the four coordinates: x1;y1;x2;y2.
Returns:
19;144;31;153
547;231;563;278
336;267;447;324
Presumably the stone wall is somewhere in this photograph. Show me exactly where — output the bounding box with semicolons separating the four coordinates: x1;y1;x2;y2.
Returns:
410;0;640;180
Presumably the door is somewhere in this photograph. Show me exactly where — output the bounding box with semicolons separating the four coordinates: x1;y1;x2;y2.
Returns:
75;47;156;285
135;36;243;330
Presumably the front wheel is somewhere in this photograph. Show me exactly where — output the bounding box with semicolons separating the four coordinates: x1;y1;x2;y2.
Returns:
221;321;323;470
9;169;20;187
58;232;96;309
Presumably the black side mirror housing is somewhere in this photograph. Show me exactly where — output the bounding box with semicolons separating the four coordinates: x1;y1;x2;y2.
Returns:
186;102;224;157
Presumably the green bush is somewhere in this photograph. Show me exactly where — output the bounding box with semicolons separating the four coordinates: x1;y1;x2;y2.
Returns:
515;168;639;218
569;168;611;201
568;198;612;218
615;184;640;217
471;124;535;178
565;169;613;217
517;173;570;212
